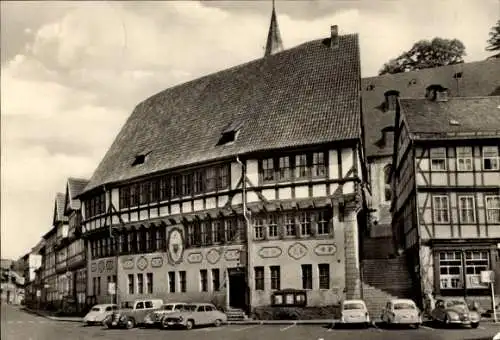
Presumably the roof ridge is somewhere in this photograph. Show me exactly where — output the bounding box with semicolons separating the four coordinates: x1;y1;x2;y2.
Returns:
400;96;500;101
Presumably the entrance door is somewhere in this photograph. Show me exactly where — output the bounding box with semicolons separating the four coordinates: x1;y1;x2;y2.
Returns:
228;271;246;309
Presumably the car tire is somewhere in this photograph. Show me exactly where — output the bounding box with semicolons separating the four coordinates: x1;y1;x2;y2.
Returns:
126;318;135;329
185;320;194;330
413;323;420;329
471;322;479;329
214;319;222;327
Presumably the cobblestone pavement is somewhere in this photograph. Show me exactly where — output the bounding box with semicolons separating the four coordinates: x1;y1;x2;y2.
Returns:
2;303;499;340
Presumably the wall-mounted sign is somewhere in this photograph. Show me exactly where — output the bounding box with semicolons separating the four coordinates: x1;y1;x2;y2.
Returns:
167;227;184;264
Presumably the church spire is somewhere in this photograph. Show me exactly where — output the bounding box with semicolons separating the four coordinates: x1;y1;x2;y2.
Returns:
264;0;284;57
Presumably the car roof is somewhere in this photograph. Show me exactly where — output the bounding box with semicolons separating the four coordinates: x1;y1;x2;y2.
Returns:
186;302;214;306
93;304;116;308
390;299;415;304
343;300;366;304
164;302;187;305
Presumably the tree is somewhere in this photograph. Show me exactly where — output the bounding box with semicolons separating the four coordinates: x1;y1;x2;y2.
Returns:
486;20;500;58
378;38;466;75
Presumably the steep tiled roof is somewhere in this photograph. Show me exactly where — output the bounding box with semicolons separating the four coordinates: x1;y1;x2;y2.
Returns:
83;34;362;193
400;96;500;138
53;192;68;224
362;59;500;157
66;178;89;212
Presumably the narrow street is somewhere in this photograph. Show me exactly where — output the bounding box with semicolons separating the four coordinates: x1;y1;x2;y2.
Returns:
2;303;499;340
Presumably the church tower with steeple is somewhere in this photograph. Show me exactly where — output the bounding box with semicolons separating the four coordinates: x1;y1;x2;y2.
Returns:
264;0;284;57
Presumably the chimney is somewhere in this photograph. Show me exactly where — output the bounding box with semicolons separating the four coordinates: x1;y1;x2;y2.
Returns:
330;25;339;49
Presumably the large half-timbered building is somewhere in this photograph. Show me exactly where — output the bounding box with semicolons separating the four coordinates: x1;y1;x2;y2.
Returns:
78;22;368;314
392;93;500;307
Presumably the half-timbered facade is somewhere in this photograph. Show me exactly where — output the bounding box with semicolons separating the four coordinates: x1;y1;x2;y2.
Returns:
392;93;500;307
78;26;367;313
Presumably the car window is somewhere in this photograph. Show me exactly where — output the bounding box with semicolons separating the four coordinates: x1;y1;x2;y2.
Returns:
145;301;153;309
91;307;101;312
205;305;215;311
112;306;118;310
184;305;197;312
136;302;144;309
394;302;415;310
344;303;365;310
162;305;174;311
197;306;205;312
105;307;112;312
174;305;184;311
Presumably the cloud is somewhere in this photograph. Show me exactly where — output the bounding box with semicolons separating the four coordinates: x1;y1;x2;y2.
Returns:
1;0;498;259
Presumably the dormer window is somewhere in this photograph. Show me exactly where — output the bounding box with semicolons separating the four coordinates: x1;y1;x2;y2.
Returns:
425;84;448;101
132;153;150;166
381;126;395;145
384;90;400;111
217;121;243;146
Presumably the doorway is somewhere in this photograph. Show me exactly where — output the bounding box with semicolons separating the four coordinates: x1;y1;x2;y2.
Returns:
228;269;247;310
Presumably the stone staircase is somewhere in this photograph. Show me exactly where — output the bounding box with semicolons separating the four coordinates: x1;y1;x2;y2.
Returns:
225;308;247;321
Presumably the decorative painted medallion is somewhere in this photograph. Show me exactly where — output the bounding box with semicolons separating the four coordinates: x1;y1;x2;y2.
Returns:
288;242;308;260
187;252;203;264
151;257;163;268
224;249;241;261
167;227;184;264
258;246;283;259
314;244;337;256
206;248;221;264
136;256;148;271
122;258;134;270
91;262;97;272
105;260;114;271
98;260;105;273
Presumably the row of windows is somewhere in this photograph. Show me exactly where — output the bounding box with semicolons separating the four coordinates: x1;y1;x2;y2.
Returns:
253;210;333;240
429;146;499;171
260;152;328;183
85;193;106;219
127;273;153;295
119;164;230;210
438;250;491;290
432;195;500;224
255;264;330;291
185;218;246;248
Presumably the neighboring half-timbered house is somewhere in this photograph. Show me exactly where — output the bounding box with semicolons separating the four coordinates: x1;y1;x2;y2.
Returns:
77;24;368;314
392;93;500;308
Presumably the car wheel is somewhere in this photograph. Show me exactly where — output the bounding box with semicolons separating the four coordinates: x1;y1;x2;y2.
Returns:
185;320;194;330
413;323;420;329
214;319;222;327
126;319;135;329
471;322;479;329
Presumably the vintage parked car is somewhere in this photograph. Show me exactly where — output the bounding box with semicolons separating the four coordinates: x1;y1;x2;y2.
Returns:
83;304;118;325
143;302;187;328
430;298;480;328
104;299;163;329
380;299;422;328
162;303;227;330
338;299;370;327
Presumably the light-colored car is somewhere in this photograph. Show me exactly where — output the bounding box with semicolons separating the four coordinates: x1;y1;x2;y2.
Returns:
104;299;164;329
339;300;370;327
430;298;480;328
162;303;227;330
380;299;422;328
83;304;118;325
143;302;187;328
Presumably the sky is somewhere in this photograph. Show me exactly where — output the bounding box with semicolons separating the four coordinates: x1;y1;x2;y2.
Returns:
1;0;498;260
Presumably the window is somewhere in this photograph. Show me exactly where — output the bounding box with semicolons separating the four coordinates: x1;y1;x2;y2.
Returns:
150;180;159;202
319;264;330;289
439;251;462;289
137;274;144;294
182;173;193;196
159;177;169;201
212;269;220;291
301;264;313;290
253;218;264;240
459;196;475;223
200;221;209;245
225;219;238;242
156;227;165;251
483;146;499;170
430;148;447;171
486;196;500;223
130;184;139;207
187;224;196;247
433;195;449;223
179;271;186;293
284;213;296;237
146;273;153;294
206;168;217;192
267;215;279;238
465;251;489;288
97;277;101;296
212;221;222;244
168;272;176;293
278;157;290;181
119;187;130;209
299;212;312;236
171;175;182;197
262;158;274;182
316;210;330;235
312;152;326;178
136;302;144;309
456;147;473;171
295;154;308;178
140;182;150;205
93;277;97;296
254;267;264;290
193;171;204;194
200;270;208;292
145;301;153;308
270;266;280;290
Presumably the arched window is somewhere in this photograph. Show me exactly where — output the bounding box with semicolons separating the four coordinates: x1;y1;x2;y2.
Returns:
384;164;392;202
